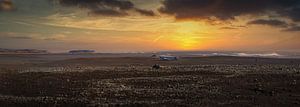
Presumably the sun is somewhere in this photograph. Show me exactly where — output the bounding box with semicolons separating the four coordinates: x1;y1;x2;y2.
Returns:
171;22;204;50
177;22;200;34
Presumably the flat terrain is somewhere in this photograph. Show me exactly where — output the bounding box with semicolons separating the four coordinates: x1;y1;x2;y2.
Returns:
0;55;300;106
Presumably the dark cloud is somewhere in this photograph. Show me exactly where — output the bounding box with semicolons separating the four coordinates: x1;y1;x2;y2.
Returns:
284;26;300;32
219;27;238;30
159;0;300;22
247;19;300;32
58;0;134;10
89;9;128;16
219;25;247;30
247;19;289;28
135;8;155;16
285;7;300;22
0;0;14;11
57;0;155;16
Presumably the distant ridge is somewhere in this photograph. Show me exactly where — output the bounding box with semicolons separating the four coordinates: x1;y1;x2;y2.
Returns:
0;48;48;54
69;50;95;54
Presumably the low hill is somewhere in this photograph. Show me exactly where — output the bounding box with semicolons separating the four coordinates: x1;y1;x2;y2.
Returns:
0;48;48;54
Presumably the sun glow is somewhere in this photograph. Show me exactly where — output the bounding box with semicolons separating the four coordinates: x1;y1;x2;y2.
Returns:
171;22;206;50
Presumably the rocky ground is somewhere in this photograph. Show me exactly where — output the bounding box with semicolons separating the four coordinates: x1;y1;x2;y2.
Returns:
0;56;299;106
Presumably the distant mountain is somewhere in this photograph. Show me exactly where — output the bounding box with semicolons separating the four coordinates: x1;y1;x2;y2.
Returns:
69;50;95;54
0;48;48;54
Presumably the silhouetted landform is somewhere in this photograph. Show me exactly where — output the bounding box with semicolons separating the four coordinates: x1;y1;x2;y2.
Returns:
0;55;299;106
69;50;95;54
0;48;48;54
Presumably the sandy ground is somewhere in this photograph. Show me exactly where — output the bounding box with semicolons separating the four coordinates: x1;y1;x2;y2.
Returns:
0;55;299;106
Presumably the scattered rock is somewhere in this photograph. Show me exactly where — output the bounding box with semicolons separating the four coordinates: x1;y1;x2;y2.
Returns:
152;64;160;69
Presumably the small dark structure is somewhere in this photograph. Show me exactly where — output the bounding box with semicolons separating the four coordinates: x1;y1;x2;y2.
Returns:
151;54;157;58
159;55;178;61
152;64;160;69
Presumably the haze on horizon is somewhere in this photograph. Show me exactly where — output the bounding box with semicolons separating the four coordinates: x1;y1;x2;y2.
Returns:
0;0;300;53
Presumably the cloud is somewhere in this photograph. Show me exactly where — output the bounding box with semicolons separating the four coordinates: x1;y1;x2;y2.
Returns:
43;34;66;41
247;19;289;28
0;0;14;11
90;9;128;16
219;27;238;30
135;8;155;16
56;0;155;16
9;36;34;39
0;32;67;41
284;7;300;22
159;0;300;22
284;26;300;32
247;19;300;32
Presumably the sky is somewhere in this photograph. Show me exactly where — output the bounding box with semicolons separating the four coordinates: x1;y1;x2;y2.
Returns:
0;0;300;53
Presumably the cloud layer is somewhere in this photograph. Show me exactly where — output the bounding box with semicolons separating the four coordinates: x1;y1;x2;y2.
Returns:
247;19;300;32
284;26;300;32
159;0;300;22
57;0;155;16
0;0;14;11
247;19;288;28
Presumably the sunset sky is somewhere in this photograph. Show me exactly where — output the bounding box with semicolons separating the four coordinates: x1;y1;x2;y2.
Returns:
0;0;300;52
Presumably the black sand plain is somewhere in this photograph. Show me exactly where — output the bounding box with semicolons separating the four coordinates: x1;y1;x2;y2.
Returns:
0;54;299;106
